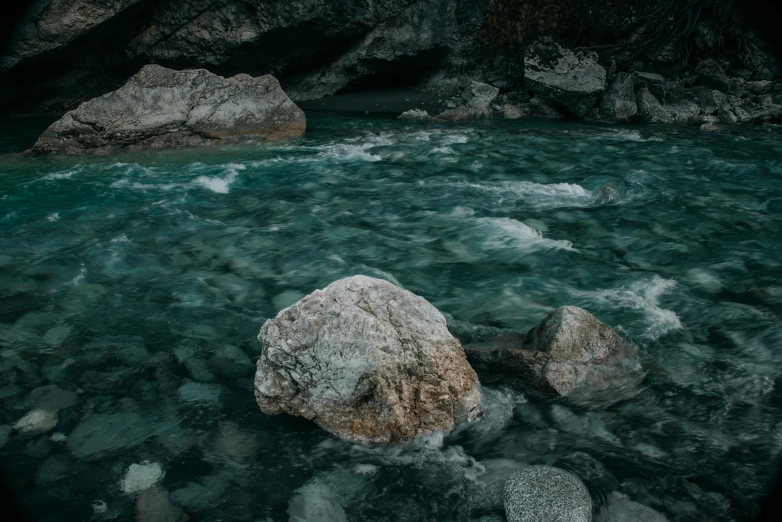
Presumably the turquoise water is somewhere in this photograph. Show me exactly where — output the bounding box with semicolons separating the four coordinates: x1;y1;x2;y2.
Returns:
1;115;782;521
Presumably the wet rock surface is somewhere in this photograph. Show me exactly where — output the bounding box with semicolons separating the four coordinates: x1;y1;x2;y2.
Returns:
32;65;305;155
524;40;607;118
254;275;482;443
464;306;642;398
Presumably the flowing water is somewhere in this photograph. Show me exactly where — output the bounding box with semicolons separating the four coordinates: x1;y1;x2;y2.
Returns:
1;116;782;521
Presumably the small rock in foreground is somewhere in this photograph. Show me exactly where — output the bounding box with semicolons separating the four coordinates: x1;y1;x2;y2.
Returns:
32;64;305;155
504;465;592;522
254;275;481;444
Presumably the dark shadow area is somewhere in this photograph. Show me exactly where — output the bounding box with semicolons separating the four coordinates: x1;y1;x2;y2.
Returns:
298;87;446;115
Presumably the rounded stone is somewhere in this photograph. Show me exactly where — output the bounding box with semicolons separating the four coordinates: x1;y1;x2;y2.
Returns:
254;275;481;444
504;465;593;522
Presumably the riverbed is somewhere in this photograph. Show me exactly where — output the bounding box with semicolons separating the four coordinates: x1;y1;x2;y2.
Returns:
1;116;782;521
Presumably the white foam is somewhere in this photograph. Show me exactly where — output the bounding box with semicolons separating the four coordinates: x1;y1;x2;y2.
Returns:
193;163;246;194
475;217;577;252
120;461;164;494
571;276;682;340
110;233;130;243
46;212;59;222
454;180;592;209
431;146;455;154
69;264;87;286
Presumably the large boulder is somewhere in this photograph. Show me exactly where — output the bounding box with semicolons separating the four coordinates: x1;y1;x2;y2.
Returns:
32;64;305;155
254;275;482;444
464;306;642;398
504;466;592;522
524;40;607;118
586;73;637;122
431;81;498;122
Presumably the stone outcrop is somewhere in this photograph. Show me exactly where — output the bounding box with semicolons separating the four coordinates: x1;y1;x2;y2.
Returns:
32;65;305;155
254;275;481;444
695;59;731;92
504;466;592;522
524;40;607;118
464;306;642;398
431;81;498;121
586;73;637;122
398;109;430;121
636;88;672;124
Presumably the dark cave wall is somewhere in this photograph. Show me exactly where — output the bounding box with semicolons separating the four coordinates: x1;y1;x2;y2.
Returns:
0;0;779;117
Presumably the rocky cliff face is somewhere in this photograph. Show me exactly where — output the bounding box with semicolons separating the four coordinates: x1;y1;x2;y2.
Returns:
1;0;780;121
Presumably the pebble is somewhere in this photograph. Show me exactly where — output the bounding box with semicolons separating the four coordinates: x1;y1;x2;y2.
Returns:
504;466;592;522
14;409;58;435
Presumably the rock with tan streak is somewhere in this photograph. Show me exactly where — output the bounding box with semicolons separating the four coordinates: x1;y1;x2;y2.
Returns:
32;64;305;155
254;275;482;444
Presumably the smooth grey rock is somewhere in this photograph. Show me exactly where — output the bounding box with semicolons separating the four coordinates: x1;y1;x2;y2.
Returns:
464;307;642;399
587;73;637;122
524;40;606;118
635;88;671;124
596;492;668;522
137;487;187;522
36;454;73;484
178;381;222;405
66;412;154;459
254;275;481;444
33;386;78;411
718;107;738;124
504;465;592;522
0;425;11;449
33;64;305;155
14;409;58;435
696;59;730;92
398;109;430;121
171;475;228;511
209;344;254;380
431;104;492;121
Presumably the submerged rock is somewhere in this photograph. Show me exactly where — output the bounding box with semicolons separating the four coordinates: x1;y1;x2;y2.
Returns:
504;465;592;522
136;487;188;522
66;412;155;459
254;275;481;444
32;64;305;155
524;40;606;118
464;306;642;399
14;409;58;435
596;492;669;522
